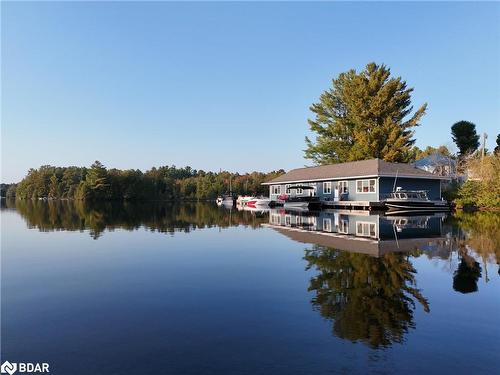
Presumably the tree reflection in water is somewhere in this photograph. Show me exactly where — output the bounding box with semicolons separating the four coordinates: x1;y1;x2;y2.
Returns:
453;257;482;294
304;247;429;348
3;199;267;239
451;211;500;277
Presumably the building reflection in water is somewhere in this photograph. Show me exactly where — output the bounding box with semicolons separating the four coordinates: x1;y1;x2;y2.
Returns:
263;208;441;348
264;208;445;257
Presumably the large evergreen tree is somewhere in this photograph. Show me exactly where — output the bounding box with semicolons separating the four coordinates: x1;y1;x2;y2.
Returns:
79;161;111;200
305;63;427;164
451;120;480;156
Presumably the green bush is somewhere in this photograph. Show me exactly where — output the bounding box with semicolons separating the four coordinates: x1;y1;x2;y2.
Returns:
442;181;460;203
455;180;500;209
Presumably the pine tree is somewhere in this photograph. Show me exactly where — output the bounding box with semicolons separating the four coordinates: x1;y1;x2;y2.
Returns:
84;161;110;200
48;174;60;198
451;121;480;156
305;63;427;164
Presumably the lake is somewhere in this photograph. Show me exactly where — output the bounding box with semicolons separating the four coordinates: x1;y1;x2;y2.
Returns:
1;200;499;374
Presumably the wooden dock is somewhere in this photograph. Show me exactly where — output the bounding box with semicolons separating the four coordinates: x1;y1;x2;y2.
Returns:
321;200;385;211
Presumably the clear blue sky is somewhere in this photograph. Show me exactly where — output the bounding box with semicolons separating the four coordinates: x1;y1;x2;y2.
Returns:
2;1;499;183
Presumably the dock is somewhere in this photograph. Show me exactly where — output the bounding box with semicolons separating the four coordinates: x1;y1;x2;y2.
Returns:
321;200;385;211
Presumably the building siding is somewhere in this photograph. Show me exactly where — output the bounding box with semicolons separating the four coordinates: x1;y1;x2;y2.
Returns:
269;176;442;202
378;177;441;200
269;178;379;202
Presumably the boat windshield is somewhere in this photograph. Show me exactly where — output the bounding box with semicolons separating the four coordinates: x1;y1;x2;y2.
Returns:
388;190;428;200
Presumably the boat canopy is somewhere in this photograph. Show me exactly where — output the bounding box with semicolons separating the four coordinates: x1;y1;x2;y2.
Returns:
286;185;315;191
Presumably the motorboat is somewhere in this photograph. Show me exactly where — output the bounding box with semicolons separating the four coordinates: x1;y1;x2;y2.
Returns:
384;188;449;211
236;195;255;206
279;185;322;210
282;196;321;210
245;197;272;208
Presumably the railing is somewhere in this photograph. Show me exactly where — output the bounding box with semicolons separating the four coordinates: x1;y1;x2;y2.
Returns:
381;190;429;200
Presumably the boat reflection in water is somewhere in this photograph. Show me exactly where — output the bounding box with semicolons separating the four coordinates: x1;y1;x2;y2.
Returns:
264;208;450;348
264;208;445;257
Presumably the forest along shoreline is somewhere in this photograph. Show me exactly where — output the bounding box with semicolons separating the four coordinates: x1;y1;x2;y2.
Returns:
0;162;284;202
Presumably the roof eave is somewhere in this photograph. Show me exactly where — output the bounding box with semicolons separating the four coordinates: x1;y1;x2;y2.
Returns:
262;173;449;185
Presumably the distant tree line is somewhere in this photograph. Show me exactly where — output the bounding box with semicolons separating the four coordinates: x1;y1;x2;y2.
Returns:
12;161;284;201
0;183;16;199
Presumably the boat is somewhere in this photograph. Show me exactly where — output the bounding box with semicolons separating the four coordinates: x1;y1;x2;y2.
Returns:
236;195;255;206
216;175;235;207
282;196;321;210
216;195;234;207
245;197;272;208
239;205;270;214
384;188;449;211
279;185;321;210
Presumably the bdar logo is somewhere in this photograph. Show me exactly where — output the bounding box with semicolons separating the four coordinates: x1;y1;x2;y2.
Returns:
0;361;17;375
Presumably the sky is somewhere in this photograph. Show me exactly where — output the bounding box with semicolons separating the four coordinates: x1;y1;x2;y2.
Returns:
1;1;499;183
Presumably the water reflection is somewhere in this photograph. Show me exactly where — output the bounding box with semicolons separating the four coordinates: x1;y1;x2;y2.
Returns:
3;199;498;272
1;199;268;239
263;209;437;347
451;211;500;277
265;208;445;256
305;247;429;348
2;199;498;351
265;207;499;348
453;257;482;294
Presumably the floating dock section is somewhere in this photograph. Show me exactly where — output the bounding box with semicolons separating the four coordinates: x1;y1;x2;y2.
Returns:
321;200;385;211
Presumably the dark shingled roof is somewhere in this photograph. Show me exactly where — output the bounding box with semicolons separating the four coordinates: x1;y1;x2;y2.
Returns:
263;159;444;185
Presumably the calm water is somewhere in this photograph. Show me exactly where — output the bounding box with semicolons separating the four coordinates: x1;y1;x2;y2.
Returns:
1;200;499;374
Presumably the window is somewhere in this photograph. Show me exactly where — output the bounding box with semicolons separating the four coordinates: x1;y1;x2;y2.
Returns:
356;179;376;193
271;214;281;225
323;218;332;232
338;219;349;234
338;181;348;194
323;181;332;194
356;222;376;237
285;215;292;226
296;216;302;226
272;185;281;195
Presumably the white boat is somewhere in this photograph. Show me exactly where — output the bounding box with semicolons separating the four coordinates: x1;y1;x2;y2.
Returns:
216;195;234;206
236;195;255;205
245;197;272;207
281;185;322;210
283;200;311;209
216;175;235;207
